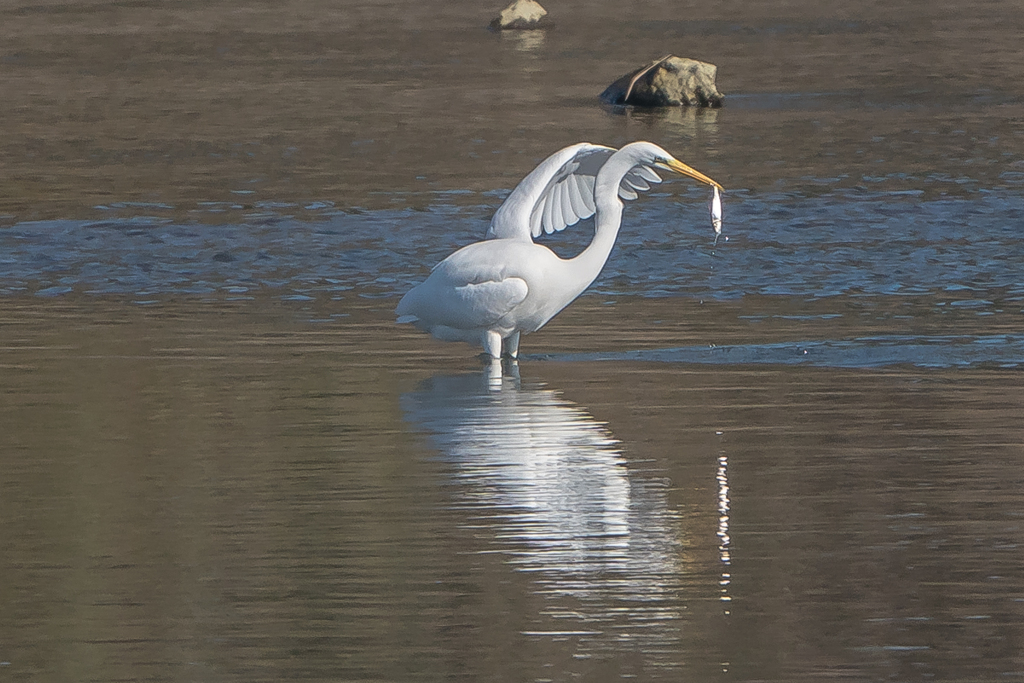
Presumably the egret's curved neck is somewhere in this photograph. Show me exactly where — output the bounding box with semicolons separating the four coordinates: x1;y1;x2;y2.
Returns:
564;158;628;295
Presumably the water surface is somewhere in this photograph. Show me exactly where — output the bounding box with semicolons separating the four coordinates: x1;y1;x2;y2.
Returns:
2;0;1024;680
2;301;1023;681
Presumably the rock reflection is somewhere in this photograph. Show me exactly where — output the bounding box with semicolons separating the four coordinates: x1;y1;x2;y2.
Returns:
402;367;687;652
500;28;546;54
608;105;720;146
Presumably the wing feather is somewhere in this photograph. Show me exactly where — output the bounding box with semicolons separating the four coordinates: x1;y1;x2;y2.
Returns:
451;279;529;327
581;176;596;213
625;173;650;192
566;176;589;219
530;146;619;237
633;165;663;184
396;242;531;331
487;143;615;241
618;164;663;201
550;183;567;233
618;185;639;201
530;199;543;236
486;144;667;241
542;188;557;234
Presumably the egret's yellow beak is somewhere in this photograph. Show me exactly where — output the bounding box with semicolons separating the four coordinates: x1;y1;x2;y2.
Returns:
657;158;723;190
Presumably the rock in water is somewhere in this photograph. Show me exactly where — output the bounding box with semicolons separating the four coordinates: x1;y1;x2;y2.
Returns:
489;0;547;30
599;55;724;107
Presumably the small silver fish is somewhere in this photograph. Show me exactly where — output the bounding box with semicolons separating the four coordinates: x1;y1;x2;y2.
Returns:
710;186;723;235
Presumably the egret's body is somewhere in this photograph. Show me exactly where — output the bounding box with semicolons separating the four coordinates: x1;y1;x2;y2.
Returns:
396;141;722;358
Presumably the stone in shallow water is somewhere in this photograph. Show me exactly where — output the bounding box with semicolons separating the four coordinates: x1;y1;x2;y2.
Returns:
600;55;724;107
489;0;547;30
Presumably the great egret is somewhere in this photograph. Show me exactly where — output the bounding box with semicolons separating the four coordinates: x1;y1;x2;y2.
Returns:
396;141;723;358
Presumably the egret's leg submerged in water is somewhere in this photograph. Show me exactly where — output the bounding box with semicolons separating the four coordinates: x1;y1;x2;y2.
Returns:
483;330;502;359
504;331;521;359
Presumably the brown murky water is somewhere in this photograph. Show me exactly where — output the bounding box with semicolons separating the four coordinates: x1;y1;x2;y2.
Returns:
2;0;1024;681
2;298;1023;681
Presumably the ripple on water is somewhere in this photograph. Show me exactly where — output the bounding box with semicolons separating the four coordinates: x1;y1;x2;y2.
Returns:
2;190;1022;305
540;334;1024;369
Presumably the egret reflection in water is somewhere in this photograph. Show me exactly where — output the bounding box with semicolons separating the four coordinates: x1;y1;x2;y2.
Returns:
401;368;692;653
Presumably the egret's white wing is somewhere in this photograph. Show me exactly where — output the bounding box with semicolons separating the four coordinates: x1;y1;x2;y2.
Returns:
487;143;667;242
617;164;663;202
487;143;615;242
528;146;617;237
396;277;528;331
396;242;530;331
439;278;529;329
511;150;667;238
531;160;663;232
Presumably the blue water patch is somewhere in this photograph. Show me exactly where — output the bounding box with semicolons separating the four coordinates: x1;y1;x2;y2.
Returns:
1;189;1022;304
535;334;1024;369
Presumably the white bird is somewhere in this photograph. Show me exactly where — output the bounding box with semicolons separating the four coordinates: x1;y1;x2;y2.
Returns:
396;141;723;359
